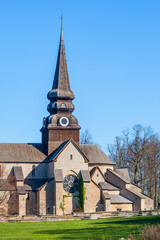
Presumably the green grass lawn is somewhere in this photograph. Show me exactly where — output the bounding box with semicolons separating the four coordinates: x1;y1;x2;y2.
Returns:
0;215;160;240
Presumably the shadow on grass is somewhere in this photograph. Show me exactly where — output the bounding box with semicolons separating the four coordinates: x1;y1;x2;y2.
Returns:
33;227;117;240
33;216;160;240
94;215;160;226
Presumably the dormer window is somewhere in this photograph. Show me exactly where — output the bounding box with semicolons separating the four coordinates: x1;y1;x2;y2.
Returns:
32;165;36;177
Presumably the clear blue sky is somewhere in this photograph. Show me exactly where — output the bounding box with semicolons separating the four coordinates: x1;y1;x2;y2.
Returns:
0;0;160;152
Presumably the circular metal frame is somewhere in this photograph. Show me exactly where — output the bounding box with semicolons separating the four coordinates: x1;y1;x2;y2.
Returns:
59;116;69;127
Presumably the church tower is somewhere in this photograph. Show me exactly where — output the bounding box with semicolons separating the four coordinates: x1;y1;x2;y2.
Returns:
41;19;81;155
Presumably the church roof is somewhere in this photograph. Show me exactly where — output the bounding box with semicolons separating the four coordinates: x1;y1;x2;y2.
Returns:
125;188;146;199
54;169;63;182
107;169;131;184
13;166;24;181
24;179;51;191
114;169;131;183
0;143;46;163
44;139;89;163
109;194;133;204
99;181;120;191
80;145;115;165
81;170;91;182
103;192;133;203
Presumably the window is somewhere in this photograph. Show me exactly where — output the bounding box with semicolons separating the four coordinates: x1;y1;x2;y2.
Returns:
32;165;36;177
63;175;79;194
27;193;30;200
97;174;99;177
70;154;73;160
0;165;1;177
117;208;122;212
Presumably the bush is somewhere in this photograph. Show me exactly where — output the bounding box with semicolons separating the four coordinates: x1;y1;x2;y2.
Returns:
128;224;160;240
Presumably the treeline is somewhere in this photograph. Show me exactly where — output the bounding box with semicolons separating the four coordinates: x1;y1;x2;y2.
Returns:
107;125;160;208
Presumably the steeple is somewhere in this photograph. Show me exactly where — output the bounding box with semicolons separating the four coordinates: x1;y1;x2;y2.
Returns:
41;17;80;155
47;17;75;106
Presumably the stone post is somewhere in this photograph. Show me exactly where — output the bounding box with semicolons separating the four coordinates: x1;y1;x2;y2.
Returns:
19;194;26;216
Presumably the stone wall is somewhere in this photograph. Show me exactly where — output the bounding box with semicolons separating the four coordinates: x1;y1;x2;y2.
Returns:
19;195;26;216
26;191;37;215
2;163;47;179
55;182;63;216
38;187;46;215
106;170;126;189
90;181;101;212
84;182;91;213
55;142;88;177
145;196;154;210
110;203;133;212
91;168;104;185
121;188;141;211
45;180;55;214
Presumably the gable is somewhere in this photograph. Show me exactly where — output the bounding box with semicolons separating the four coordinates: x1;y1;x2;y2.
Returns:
91;167;105;185
54;142;88;176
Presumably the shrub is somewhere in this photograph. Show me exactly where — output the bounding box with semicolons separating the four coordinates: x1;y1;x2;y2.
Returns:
128;224;160;240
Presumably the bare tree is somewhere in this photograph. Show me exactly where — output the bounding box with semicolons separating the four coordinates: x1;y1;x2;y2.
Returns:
80;129;93;145
107;124;160;208
0;171;17;216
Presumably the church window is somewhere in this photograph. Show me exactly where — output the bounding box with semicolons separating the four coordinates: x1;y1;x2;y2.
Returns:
70;154;73;160
32;165;36;177
27;193;29;200
63;175;79;194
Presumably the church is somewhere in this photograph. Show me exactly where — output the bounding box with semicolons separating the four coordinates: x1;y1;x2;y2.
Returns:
0;22;153;216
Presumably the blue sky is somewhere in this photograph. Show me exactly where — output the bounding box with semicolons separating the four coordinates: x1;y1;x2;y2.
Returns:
0;0;160;152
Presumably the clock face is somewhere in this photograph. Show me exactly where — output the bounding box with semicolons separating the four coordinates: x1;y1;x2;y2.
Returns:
59;117;69;127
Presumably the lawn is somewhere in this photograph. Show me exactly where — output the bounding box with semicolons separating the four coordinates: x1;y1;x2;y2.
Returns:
0;215;160;240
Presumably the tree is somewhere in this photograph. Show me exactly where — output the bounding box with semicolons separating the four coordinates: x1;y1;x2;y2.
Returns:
80;129;93;145
0;170;17;216
107;124;160;208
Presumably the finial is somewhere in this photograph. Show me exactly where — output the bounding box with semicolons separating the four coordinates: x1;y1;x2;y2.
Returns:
61;10;63;32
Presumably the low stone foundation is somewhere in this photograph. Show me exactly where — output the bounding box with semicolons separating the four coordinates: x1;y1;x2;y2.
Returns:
0;210;159;222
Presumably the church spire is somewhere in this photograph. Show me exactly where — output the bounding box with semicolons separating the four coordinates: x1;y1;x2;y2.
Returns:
47;15;75;110
41;17;80;155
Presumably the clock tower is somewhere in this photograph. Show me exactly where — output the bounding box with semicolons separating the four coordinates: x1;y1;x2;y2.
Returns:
41;20;80;155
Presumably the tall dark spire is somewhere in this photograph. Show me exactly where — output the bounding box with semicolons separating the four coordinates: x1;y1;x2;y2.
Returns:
41;17;80;155
47;16;75;106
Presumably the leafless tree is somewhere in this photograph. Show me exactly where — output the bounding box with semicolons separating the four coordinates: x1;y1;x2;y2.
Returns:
80;129;93;145
107;124;160;208
0;171;18;216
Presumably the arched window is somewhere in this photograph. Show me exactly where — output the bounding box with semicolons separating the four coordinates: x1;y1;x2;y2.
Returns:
32;165;36;177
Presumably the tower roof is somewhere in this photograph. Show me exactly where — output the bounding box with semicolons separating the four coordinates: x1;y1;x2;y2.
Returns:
48;22;75;101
